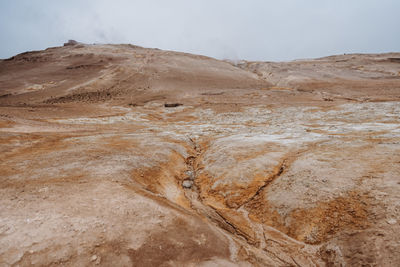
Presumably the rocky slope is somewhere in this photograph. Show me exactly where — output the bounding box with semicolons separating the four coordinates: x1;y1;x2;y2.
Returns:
0;43;399;266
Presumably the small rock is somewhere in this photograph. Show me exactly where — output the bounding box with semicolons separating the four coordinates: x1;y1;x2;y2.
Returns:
64;40;78;46
182;180;193;189
164;103;182;108
185;170;195;180
91;255;97;262
387;219;397;225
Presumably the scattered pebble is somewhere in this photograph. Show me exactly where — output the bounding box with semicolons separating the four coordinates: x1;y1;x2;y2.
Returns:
182;180;193;188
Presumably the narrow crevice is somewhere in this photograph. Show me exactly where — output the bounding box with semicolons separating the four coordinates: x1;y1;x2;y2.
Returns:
180;136;207;211
237;158;289;210
181;138;260;245
181;136;202;190
237;142;327;211
212;209;258;245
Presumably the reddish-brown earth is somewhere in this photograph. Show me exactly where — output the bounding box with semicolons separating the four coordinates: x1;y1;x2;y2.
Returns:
0;43;399;266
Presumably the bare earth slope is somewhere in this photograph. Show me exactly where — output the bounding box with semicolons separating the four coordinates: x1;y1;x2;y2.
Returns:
0;43;399;266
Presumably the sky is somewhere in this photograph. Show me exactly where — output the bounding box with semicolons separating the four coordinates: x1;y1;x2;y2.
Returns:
0;0;399;61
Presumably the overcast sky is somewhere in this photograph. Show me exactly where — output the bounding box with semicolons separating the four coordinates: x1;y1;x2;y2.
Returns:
0;0;399;61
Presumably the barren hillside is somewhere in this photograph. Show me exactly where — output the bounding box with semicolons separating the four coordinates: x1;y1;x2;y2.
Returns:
1;43;399;266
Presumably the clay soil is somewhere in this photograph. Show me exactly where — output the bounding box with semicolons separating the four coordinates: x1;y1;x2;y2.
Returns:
0;44;400;266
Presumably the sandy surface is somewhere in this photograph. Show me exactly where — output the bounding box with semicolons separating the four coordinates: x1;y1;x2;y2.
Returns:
0;43;399;266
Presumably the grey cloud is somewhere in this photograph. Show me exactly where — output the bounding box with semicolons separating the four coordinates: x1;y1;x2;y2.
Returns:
0;0;399;61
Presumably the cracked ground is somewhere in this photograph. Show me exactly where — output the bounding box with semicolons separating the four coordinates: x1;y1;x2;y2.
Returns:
0;44;400;266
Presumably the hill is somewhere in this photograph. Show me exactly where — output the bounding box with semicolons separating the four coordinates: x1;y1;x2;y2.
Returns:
1;43;400;266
